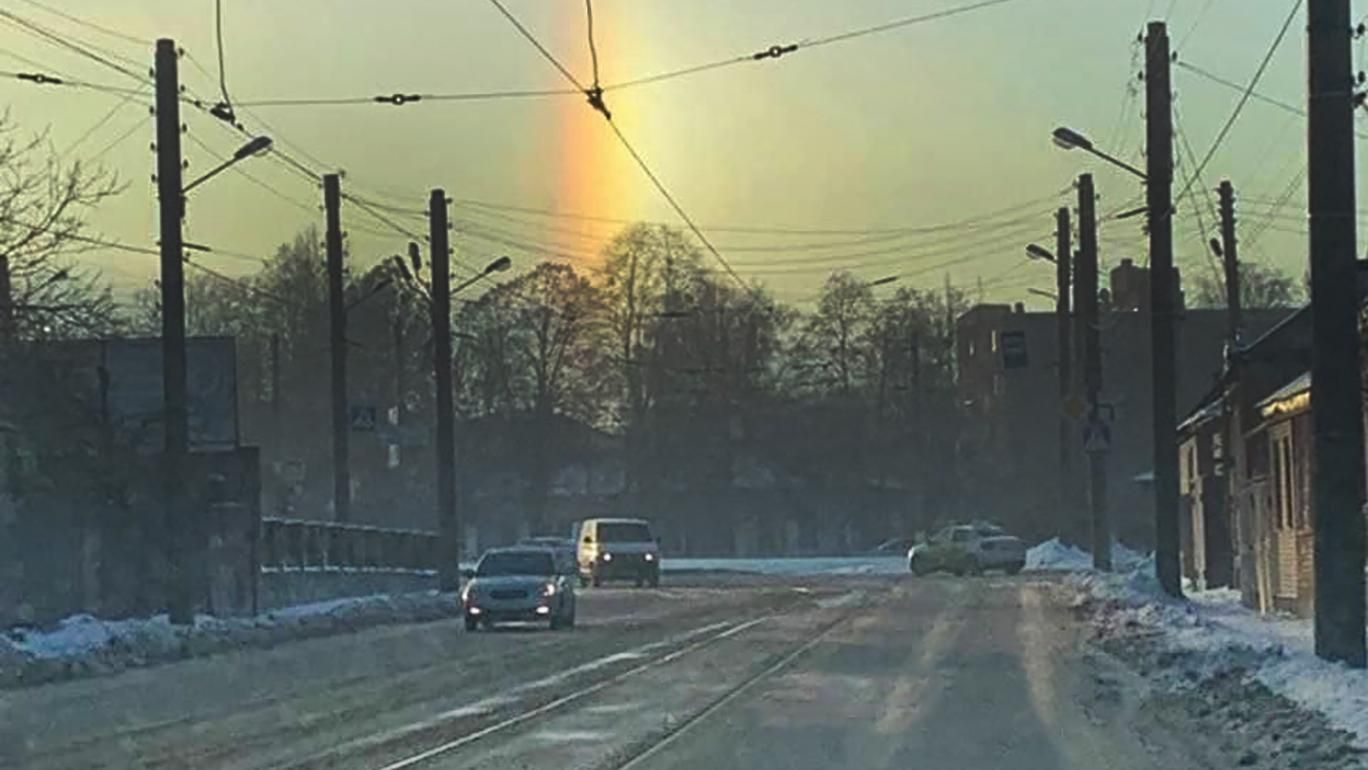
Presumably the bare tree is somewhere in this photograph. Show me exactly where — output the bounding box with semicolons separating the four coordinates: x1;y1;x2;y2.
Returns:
1192;260;1303;309
0;116;123;340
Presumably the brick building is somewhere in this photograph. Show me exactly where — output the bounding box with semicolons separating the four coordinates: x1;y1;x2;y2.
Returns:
956;269;1283;547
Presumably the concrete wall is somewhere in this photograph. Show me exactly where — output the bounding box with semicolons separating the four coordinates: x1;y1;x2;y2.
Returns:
257;569;437;610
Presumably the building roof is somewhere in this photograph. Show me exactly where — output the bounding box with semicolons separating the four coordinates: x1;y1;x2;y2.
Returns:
1237;305;1308;356
1178;392;1226;436
1257;370;1311;418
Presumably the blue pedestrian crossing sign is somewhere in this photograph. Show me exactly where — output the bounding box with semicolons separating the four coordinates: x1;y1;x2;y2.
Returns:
349;405;378;432
1082;417;1111;453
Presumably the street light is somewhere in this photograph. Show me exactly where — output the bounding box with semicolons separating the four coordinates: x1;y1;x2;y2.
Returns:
182;136;273;194
1027;287;1058;301
1025;244;1056;263
1051;126;1147;181
452;255;513;296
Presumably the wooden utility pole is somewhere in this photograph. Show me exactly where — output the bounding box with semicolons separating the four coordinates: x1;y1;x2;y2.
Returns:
1218;180;1242;344
1078;173;1110;571
1054;207;1073;528
0;254;12;342
430;189;460;592
324;173;350;522
1146;21;1182;598
155;38;192;624
1212;179;1240;590
1308;0;1366;666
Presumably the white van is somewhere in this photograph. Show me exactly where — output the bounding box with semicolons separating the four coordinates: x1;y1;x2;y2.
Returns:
576;518;660;587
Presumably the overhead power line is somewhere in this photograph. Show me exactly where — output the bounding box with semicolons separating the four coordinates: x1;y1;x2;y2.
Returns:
13;0;149;47
457;188;1069;237
0;8;148;86
1177;59;1368;140
0;65;147;97
1175;0;1303;202
486;0;750;289
605;0;1020;93
204;0;1021;111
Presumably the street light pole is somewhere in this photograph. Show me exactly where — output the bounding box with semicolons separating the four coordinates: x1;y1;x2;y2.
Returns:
1146;21;1182;598
324;174;350;523
1077;173;1110;572
430;189;459;593
1054;208;1074;539
155;38;192;624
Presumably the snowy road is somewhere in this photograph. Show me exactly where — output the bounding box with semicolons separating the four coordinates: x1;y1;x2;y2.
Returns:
6;574;1241;770
376;576;1223;770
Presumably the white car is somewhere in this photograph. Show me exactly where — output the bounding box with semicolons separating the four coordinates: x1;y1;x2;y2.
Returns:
576;518;660;587
907;524;1027;576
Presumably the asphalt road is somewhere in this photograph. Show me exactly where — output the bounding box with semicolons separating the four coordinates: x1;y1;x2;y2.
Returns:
414;576;1215;770
5;573;1226;770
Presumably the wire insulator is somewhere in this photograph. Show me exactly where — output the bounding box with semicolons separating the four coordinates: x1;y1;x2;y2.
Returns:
374;93;422;106
752;43;798;61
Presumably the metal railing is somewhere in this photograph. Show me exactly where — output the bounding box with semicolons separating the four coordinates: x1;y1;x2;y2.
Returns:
259;517;438;574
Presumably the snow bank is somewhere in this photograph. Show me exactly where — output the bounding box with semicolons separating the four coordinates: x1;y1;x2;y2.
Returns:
0;592;460;689
663;556;907;576
1070;559;1368;748
1023;537;1147;572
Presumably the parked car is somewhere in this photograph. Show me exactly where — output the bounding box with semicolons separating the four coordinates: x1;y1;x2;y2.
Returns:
870;537;918;555
517;536;577;573
461;546;576;631
576;517;660;588
907;524;1026;576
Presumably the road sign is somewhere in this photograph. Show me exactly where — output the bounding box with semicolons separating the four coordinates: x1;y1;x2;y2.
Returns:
1062;395;1087;421
1000;330;1028;369
1082;418;1111;453
349;405;378;432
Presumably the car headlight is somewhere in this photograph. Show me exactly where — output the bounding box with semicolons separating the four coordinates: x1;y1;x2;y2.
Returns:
543;582;557;597
601;552;613;562
644;553;655;562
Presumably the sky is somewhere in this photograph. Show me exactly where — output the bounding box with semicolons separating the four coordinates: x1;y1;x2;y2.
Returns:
0;0;1356;310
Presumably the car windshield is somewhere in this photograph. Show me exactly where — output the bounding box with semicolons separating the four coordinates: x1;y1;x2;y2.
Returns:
598;522;653;542
476;552;555;577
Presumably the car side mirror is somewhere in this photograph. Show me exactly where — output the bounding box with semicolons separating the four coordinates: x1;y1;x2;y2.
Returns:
461;568;475;579
582;537;592;544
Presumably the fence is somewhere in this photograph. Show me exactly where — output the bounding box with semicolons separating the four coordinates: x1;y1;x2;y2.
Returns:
259;517;439;574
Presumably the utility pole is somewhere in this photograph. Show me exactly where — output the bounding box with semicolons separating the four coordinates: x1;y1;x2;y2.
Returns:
1146;21;1181;598
430;189;460;592
0;254;12;342
155;38;192;624
1213;180;1240;590
324;173;350;523
1078;173;1110;571
1218;180;1242;345
1054;207;1073;532
270;332;281;423
1308;0;1365;667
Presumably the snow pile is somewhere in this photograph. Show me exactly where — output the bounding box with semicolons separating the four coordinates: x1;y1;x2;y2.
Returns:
0;592;460;689
1071;559;1368;752
1023;537;1148;572
663;556;907;576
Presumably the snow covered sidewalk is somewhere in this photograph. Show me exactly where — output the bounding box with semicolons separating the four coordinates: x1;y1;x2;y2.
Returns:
1065;556;1368;767
0;592;460;689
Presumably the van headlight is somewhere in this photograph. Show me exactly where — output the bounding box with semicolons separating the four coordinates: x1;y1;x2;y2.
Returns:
644;553;655;562
601;552;613;562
